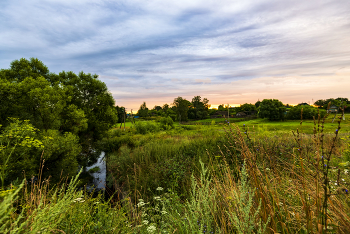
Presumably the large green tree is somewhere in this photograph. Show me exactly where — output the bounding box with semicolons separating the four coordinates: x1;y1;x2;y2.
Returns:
173;97;191;122
0;58;118;183
137;102;149;117
189;96;210;119
258;99;286;121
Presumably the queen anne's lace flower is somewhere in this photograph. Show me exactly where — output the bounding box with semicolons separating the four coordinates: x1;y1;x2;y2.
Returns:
147;225;157;233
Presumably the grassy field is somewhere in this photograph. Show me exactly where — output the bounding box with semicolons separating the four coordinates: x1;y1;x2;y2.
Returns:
2;114;350;233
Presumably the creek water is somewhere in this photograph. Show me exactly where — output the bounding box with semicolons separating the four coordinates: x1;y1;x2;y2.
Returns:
86;152;106;190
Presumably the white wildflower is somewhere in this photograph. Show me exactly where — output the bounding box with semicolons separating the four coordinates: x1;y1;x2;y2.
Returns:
156;187;163;191
154;196;161;201
137;201;146;207
161;210;168;215
142;220;149;225
73;197;85;203
265;168;270;171
147;224;157;233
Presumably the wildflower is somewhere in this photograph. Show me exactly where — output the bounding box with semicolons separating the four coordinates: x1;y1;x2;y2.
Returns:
265;168;270;171
161;210;167;215
156;187;163;191
147;225;157;233
324;164;327;167
137;201;146;207
154;196;161;201
244;132;246;134
279;202;283;206
73;197;85;203
142;220;149;225
345;189;348;193
342;179;345;181
335;182;338;186
345;169;348;174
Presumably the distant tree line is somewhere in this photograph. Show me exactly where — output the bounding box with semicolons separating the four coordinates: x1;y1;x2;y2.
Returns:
136;96;211;122
135;97;349;123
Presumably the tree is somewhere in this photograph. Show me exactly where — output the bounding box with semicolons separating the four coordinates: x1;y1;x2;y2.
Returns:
237;103;257;113
115;106;126;123
153;105;162;111
57;71;118;162
218;104;226;111
314;99;326;108
0;58;118;180
173;97;191;122
286;105;326;120
189;96;210;119
137;102;149;117
258;99;286;121
255;100;261;108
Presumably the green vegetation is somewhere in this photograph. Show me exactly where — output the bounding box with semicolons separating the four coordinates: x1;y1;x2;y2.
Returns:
258;99;286;121
2;112;350;233
0;58;117;185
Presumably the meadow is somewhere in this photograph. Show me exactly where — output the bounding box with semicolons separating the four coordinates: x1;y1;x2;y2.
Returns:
1;114;350;233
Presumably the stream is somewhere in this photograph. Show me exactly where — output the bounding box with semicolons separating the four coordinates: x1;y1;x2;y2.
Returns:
86;152;106;190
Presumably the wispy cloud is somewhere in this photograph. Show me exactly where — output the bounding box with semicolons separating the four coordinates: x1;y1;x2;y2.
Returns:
1;0;350;110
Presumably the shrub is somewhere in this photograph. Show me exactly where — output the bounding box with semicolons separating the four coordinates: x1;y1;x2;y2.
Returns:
135;121;160;134
159;116;174;130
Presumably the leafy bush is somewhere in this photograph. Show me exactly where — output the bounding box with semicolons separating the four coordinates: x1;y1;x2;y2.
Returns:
159;116;174;130
135;121;160;134
286;105;326;120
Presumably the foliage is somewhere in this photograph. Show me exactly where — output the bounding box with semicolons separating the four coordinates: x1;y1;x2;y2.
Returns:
286;105;326;120
137;102;149;117
188;96;210;120
0;119;43;189
0;58;118;179
258;99;286;120
0;118;82;186
159;116;174;130
236;103;257;113
115;106;126;123
314;97;350;111
135;121;160;134
57;70;118;164
255;100;261;108
0;170;130;233
173;97;191;122
226;161;269;234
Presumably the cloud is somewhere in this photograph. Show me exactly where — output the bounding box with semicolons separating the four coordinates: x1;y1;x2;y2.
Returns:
1;0;350;110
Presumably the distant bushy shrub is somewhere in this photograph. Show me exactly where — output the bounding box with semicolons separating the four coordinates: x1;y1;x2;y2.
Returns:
286;105;326;120
159;116;174;130
135;121;160;134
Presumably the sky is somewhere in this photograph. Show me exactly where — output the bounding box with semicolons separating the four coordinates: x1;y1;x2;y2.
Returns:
1;0;350;111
